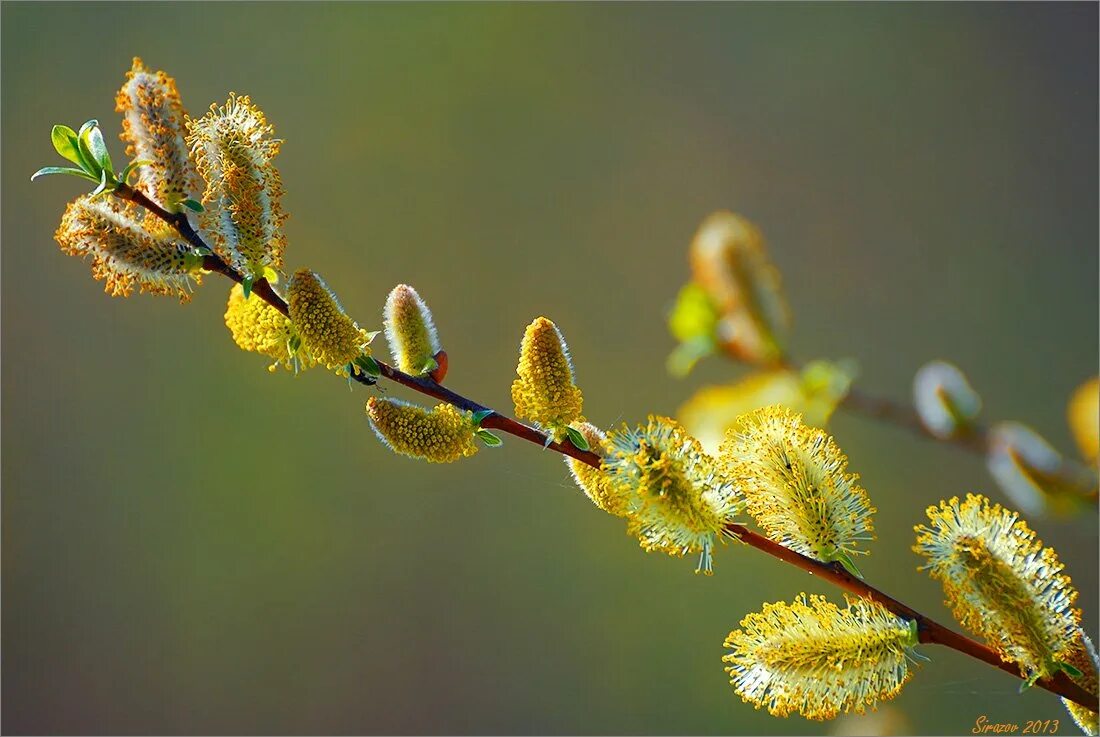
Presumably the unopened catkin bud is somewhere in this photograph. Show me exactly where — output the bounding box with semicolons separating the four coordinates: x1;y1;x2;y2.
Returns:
912;360;982;439
914;494;1081;682
366;396;478;463
723;593;916;720
187;94;287;280
287;269;372;373
383;284;442;376
511;317;583;436
115;57;202;208
689;211;789;365
55;195;204;300
986;422;1079;516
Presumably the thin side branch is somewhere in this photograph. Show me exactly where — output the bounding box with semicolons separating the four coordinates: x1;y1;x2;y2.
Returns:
114;182;1098;713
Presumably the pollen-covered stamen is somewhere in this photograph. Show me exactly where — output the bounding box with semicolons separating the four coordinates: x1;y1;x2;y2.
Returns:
366;396;478;463
914;494;1081;681
55;195;203;300
720;406;875;566
604;416;742;574
224;283;314;373
287;269;372;374
383;284;441;375
186;94;286;280
563;422;621;515
689;211;789;365
511;317;584;438
723;593;916;721
115;57;202;209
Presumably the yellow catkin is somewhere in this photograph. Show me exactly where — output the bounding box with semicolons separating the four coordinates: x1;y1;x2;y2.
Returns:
1068;377;1099;465
719;406;875;566
563;422;621;515
287;269;371;373
383;284;441;375
603;416;742;574
187;94;287;280
223;283;314;373
55;195;203;300
689;211;789;365
1061;630;1099;736
914;494;1081;681
511;317;584;436
115;57;202;209
366;397;478;463
723;593;915;721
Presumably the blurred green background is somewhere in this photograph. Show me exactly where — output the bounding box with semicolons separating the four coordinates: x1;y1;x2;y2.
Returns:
3;2;1097;734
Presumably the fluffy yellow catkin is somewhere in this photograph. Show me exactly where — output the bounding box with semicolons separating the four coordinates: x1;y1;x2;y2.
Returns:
115;57;202;209
287;269;372;373
187;94;287;280
1060;630;1099;736
223;283;314;373
366;396;478;463
719;406;875;568
603;416;742;575
563;422;620;515
511;317;583;437
1068;377;1099;465
723;593;916;721
689;210;789;365
55;195;204;300
914;494;1081;681
383;284;441;375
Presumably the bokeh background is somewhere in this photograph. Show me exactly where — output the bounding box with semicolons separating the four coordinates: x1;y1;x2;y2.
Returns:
3;2;1097;734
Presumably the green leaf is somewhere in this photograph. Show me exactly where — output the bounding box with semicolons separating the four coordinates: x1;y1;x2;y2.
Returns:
288;335;302;355
90;168;110;197
354;354;382;377
476;429;503;447
666;336;715;378
30;166;99;183
565;425;590;451
420;356;439;375
241;275;254;299
830;550;863;579
470;409;494;426
83;122;112;174
905;618;920;648
76;120;102;177
119;159;154;185
50;125;83;166
1057;660;1084;679
179;198;204;213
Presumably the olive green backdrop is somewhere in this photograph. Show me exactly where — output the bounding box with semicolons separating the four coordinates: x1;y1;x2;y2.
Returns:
3;2;1097;734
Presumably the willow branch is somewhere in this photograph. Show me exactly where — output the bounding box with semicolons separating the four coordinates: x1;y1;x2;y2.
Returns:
723;524;1097;712
115;182;1096;712
840;385;1098;501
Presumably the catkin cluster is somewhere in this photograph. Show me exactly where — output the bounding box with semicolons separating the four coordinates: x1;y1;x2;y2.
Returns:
56;195;203;300
33;58;1099;734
